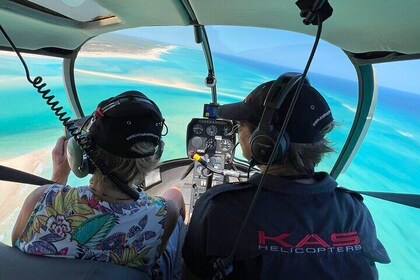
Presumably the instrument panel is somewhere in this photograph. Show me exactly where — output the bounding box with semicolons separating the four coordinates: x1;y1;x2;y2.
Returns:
186;118;235;158
186;118;236;211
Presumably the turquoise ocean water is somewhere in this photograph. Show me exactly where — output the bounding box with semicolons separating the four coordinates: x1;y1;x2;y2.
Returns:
0;46;419;279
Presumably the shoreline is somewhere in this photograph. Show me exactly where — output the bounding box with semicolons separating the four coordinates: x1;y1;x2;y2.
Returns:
0;45;177;62
77;45;177;61
0;146;52;245
75;68;209;93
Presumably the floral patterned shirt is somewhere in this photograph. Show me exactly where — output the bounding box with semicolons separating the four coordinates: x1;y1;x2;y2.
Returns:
16;184;167;273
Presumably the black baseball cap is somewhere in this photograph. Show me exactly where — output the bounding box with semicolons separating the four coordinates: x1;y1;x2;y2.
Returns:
76;90;164;158
218;80;333;143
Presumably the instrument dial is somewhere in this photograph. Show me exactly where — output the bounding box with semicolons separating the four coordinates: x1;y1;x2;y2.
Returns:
219;139;232;152
191;136;203;148
193;124;204;135
206;125;217;136
205;138;217;149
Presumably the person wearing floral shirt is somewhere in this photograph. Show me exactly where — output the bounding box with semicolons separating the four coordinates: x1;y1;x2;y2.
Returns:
12;91;185;277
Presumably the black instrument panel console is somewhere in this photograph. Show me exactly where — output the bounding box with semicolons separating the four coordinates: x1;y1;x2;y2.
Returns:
186;118;235;157
186;118;236;212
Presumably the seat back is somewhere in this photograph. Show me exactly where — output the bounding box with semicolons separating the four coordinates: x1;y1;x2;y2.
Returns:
0;242;148;280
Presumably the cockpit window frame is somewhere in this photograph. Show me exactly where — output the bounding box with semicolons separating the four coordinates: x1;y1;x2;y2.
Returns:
10;0;117;23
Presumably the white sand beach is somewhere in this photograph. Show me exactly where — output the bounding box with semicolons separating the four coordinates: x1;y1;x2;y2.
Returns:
1;44;176;62
75;68;209;94
78;45;177;61
0;147;52;245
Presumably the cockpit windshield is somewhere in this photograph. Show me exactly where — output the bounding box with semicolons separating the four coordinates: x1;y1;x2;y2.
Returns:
75;26;358;168
0;25;419;279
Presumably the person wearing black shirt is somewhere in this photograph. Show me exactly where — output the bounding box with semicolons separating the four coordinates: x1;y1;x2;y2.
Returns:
182;76;390;280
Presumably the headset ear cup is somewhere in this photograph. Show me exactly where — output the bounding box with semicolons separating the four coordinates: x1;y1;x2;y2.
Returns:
250;127;278;165
67;137;89;178
249;127;291;165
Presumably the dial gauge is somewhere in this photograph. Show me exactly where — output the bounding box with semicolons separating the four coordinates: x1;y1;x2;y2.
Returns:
206;125;217;136
219;139;232;152
193;124;204;135
191;136;203;148
205;138;217;149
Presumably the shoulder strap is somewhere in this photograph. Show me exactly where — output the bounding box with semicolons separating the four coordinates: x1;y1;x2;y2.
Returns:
338;186;420;209
357;190;420;209
337;187;364;201
0;165;54;186
2;164;419;210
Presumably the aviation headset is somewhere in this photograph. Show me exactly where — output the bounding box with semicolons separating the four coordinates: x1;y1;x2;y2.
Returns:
249;72;310;165
67;91;165;178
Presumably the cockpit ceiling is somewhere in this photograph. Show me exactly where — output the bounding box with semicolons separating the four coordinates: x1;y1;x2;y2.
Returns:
12;0;116;22
0;0;419;56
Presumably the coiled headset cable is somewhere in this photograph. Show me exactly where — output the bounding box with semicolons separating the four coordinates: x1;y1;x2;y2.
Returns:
0;25;139;200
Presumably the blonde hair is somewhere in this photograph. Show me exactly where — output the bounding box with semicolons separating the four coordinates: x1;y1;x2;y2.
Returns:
90;142;160;191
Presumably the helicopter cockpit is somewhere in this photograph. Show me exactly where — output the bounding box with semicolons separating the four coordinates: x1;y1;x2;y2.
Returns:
0;0;419;279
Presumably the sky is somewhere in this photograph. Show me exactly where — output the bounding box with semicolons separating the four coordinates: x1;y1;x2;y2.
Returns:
119;26;420;94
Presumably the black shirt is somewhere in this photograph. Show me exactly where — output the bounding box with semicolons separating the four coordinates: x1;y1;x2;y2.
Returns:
182;172;390;280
